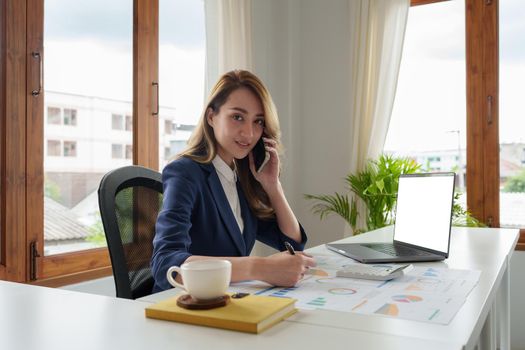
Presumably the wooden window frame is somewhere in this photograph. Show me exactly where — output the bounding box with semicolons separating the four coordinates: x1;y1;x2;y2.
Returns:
465;0;500;230
0;0;159;286
1;0;28;282
0;0;5;280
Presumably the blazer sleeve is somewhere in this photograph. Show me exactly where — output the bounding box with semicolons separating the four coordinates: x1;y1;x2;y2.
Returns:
255;219;308;252
151;161;197;291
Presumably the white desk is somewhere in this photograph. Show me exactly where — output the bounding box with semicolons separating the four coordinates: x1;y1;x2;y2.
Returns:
140;226;519;350
0;281;453;350
301;226;518;350
0;226;517;350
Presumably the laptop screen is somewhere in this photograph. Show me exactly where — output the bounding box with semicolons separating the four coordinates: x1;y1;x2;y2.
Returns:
394;173;455;253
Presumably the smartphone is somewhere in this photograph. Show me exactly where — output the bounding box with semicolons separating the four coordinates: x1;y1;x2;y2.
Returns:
253;137;270;172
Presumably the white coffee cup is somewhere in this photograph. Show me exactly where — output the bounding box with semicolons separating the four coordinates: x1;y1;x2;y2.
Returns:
166;259;232;300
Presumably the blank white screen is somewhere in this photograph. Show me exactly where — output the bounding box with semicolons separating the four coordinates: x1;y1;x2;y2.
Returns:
394;174;455;253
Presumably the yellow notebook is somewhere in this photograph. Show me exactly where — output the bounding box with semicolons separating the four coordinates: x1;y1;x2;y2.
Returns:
145;294;297;334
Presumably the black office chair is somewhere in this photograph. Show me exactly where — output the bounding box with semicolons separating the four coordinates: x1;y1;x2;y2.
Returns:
98;165;163;299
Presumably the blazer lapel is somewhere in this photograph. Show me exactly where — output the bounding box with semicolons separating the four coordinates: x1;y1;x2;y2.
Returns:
204;165;246;256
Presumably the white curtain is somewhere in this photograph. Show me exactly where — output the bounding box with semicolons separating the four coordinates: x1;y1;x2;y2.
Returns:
348;0;410;232
349;0;409;170
204;0;254;92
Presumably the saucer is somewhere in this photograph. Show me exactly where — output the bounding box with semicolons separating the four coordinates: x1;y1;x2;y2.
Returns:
176;294;230;310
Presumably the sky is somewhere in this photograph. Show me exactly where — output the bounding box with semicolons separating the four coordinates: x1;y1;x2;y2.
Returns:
385;0;525;153
43;0;524;151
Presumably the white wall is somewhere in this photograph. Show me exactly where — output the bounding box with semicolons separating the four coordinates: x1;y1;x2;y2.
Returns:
252;0;353;253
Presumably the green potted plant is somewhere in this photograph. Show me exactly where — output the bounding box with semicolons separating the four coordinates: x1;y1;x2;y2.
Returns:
305;154;483;234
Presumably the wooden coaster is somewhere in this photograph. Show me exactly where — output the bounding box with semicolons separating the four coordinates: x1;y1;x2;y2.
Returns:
176;294;230;310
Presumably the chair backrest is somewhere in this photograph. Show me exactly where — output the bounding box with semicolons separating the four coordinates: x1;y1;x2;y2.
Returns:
98;165;163;299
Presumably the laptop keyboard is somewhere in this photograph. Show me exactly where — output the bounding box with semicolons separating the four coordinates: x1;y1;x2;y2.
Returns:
362;243;432;257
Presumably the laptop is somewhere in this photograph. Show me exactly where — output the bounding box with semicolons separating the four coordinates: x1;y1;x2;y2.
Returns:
326;172;455;263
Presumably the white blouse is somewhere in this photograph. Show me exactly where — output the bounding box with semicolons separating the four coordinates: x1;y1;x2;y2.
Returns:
212;156;244;234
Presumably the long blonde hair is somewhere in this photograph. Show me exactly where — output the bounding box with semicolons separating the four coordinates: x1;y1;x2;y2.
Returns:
179;70;282;219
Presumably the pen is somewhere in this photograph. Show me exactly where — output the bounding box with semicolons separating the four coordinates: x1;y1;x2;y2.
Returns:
284;241;296;255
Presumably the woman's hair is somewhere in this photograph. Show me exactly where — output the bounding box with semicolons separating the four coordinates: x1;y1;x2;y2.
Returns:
179;69;282;219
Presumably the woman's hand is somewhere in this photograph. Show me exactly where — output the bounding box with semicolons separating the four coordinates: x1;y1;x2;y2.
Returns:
249;137;280;191
254;251;317;287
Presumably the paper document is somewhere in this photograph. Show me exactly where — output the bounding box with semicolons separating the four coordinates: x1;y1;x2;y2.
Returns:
229;255;481;325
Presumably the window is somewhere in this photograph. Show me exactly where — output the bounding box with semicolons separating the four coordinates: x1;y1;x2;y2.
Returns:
170;140;188;157
164;120;172;134
63;141;77;157
3;0;162;285
125;144;133;159
112;113;124;130
47;107;61;124
47;140;61;156
63;108;77;126
388;0;511;243
385;1;466;191
41;0;133;261
158;0;205;166
500;0;525;229
125;115;132;131
112;144;123;159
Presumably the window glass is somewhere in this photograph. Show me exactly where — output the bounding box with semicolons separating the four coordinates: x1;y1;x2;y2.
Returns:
500;0;525;228
47;107;61;124
112;144;123;159
158;0;205;168
47;140;61;156
384;1;466;196
165;120;172;134
63;108;77;126
43;0;133;255
63;141;77;157
112;113;124;130
125;115;132;131
125;144;133;159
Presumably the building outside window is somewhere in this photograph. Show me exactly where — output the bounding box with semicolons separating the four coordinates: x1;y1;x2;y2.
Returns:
125;144;132;159
125;115;132;131
63;141;77;157
47;140;61;156
165;120;172;134
47;107;61;124
63;108;77;126
112;144;123;159
112;113;124;130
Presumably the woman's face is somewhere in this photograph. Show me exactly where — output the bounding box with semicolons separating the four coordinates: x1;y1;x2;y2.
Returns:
207;87;265;167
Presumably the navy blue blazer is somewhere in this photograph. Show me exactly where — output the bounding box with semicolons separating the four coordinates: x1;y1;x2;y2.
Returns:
151;157;307;292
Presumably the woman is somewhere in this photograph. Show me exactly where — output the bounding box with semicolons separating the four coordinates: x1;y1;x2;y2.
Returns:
151;70;316;292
